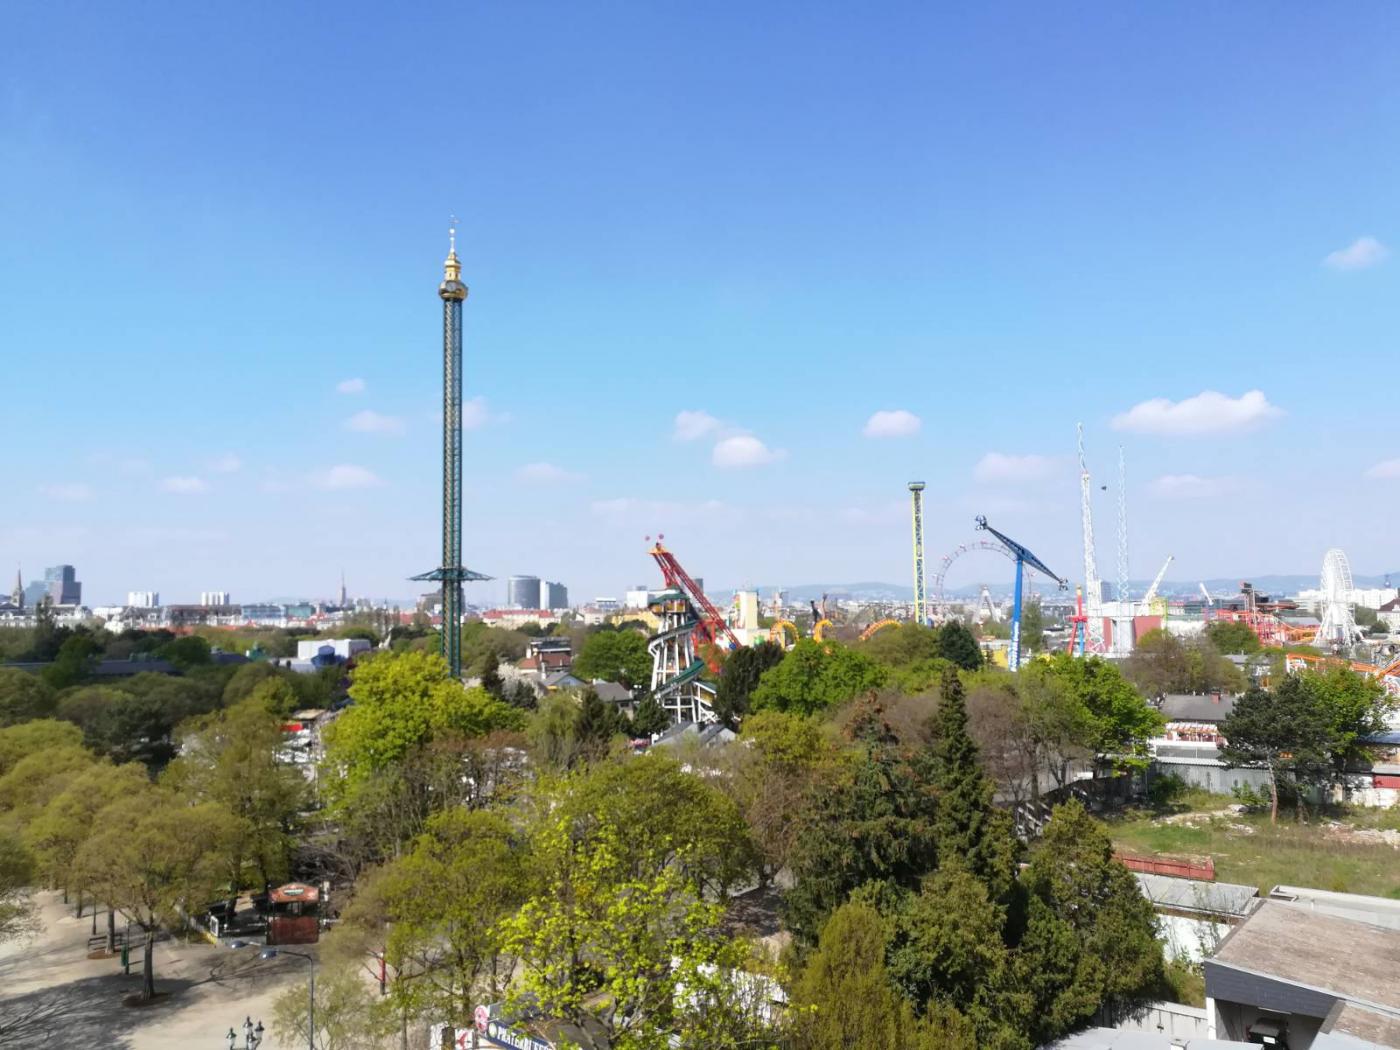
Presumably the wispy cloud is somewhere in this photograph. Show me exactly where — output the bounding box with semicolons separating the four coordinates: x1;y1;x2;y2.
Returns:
336;377;366;394
1112;390;1282;435
590;497;731;520
1364;459;1400;480
311;464;383;490
1323;235;1389;271
673;410;723;442
461;396;506;430
862;409;921;439
40;482;94;502
1147;474;1234;500
209;453;242;474
713;435;785;469
160;476;209;495
973;452;1059;484
345;409;406;435
516;462;586;484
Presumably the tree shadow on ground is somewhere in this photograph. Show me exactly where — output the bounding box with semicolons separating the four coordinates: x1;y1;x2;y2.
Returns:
0;972;197;1048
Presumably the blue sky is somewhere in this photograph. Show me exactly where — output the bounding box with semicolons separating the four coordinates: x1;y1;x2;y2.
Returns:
4;2;1400;606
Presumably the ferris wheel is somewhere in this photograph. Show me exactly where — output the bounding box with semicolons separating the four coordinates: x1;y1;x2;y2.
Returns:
1315;548;1364;650
931;539;1039;615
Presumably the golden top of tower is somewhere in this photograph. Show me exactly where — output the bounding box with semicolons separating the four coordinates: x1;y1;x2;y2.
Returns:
439;221;468;301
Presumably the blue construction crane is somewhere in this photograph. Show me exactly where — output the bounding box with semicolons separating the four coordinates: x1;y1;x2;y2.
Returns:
975;515;1068;672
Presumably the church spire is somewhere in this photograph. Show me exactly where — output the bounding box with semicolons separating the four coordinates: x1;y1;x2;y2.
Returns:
11;568;23;610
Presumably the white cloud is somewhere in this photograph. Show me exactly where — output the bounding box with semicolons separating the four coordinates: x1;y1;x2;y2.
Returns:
312;464;384;490
209;453;242;474
1111;389;1282;435
862;409;922;439
40;482;94;502
161;476;209;495
1364;459;1400;480
1323;236;1389;271
461;396;505;430
674;410;723;442
345;409;406;435
516;462;585;484
337;377;366;394
973;452;1058;484
1147;474;1234;500
712;435;785;469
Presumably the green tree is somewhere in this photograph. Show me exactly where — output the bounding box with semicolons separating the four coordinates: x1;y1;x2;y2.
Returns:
270;963;389;1050
1023;654;1164;770
572;629;652;689
936;622;984;671
479;652;505;700
1126;629;1243;696
0;743;94;824
0;720;82;775
323;651;523;803
163;698;309;887
713;641;785;727
0;669;56;726
1019;601;1048;654
340;808;527;1026
629;694;670;737
783;709;938;944
41;633;101;690
1221;681;1336;823
751;639;887;717
573;686;625;764
1307;667;1395;775
1022;800;1163;1026
158;634;212;669
929;668;1019;900
74;789;241;999
1205;620;1262;654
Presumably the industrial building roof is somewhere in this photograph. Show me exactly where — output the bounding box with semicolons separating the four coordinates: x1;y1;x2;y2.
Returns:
1318;1001;1400;1048
1134;873;1258;919
1046;1029;1251;1049
1157;693;1237;723
1267;886;1400;932
1212;901;1400;1016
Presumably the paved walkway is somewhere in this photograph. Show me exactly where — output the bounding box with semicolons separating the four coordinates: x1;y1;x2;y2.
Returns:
0;892;318;1049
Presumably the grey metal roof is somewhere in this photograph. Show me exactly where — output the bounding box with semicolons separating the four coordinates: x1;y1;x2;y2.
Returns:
590;681;632;703
1211;901;1400;1016
1135;873;1259;918
1267;886;1400;933
1320;1001;1400;1048
1045;1029;1252;1049
1157;693;1237;723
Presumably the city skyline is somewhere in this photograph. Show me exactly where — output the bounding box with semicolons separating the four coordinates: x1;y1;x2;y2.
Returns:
7;4;1400;603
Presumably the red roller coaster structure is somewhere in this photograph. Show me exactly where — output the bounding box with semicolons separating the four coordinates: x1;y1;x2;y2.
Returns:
648;540;741;656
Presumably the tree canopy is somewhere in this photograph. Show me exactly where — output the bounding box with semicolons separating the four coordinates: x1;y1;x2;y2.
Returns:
751;640;888;716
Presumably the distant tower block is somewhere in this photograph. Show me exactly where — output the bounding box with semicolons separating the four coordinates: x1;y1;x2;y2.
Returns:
909;482;927;625
412;223;491;677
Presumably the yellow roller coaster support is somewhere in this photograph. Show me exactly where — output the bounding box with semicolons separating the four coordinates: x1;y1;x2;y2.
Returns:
859;618;900;642
768;620;799;648
813;618;833;642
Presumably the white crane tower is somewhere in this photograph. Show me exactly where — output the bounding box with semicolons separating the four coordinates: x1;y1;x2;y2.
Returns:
1078;423;1106;652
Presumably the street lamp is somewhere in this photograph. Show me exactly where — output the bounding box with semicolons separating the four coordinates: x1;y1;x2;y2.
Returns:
261;948;315;1050
228;941;312;1050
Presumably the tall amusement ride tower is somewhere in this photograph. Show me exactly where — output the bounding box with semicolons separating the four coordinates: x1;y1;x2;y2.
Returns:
413;226;491;677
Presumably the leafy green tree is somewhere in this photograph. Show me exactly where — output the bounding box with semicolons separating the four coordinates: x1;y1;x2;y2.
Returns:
572;628;652;688
936;622;984;671
1019;601;1048;654
0;720;82;775
885;867;1025;1046
573;686;624;764
751;639;887;717
783;710;938;944
929;668;1019;900
270;963;390;1050
1126;629;1243;696
527;692;582;771
629;694;670;737
0;669;56;726
159;633;212;669
164;698;309;887
221;662;289;707
1221;681;1336;823
339;809;527;1025
74;789;241;999
41;633;101;690
323;651;523;803
713;641;785;727
498;761;767;1049
479;652;505;700
1205;620;1262;654
0;743;94;824
1023;653;1164;770
1306;667;1396;774
1022;800;1163;1026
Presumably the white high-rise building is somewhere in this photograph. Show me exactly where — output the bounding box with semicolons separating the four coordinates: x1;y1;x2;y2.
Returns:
200;591;231;607
127;591;160;608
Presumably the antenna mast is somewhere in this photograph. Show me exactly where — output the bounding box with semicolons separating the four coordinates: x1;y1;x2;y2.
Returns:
1078;424;1105;652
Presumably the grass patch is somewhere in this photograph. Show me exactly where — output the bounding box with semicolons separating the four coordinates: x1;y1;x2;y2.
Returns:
1107;808;1400;897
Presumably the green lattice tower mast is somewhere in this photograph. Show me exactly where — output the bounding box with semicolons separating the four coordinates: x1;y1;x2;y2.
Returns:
413;226;491;677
